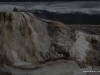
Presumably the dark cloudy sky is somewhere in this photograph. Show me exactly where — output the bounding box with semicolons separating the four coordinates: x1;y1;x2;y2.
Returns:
0;1;100;14
0;0;97;2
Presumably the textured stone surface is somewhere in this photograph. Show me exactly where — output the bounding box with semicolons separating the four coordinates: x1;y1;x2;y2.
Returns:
0;12;100;75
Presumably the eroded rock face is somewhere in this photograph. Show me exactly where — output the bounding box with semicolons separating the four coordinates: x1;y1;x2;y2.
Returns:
0;12;72;68
69;30;100;67
0;12;100;72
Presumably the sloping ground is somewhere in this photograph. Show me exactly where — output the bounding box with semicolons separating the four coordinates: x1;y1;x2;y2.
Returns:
67;25;100;35
0;12;100;75
0;12;72;68
1;60;92;75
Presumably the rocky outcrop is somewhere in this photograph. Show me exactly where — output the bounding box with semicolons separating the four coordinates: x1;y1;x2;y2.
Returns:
69;30;100;67
13;7;19;12
0;12;71;69
0;12;100;75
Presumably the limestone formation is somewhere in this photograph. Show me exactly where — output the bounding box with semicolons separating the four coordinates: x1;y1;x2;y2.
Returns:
0;12;100;75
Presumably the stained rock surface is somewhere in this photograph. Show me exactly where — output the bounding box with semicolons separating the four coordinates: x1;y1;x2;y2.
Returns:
0;12;100;75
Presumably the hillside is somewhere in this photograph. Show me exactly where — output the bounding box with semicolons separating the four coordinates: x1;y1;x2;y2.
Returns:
0;12;100;75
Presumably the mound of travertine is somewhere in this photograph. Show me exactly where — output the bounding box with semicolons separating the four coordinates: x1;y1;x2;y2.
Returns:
0;12;100;75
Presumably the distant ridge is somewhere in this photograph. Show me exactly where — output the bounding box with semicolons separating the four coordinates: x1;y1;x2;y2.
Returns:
21;9;100;25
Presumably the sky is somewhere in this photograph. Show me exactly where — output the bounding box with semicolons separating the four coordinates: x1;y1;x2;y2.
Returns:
0;1;100;14
0;0;97;2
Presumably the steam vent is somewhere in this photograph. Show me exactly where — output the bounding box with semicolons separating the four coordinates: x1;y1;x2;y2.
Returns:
0;11;100;75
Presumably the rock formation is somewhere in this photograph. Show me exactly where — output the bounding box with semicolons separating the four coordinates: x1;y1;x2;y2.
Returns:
0;12;71;68
0;12;100;75
13;7;19;12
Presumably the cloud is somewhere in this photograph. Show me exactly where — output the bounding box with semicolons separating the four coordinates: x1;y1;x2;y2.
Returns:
0;4;25;12
0;2;100;14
